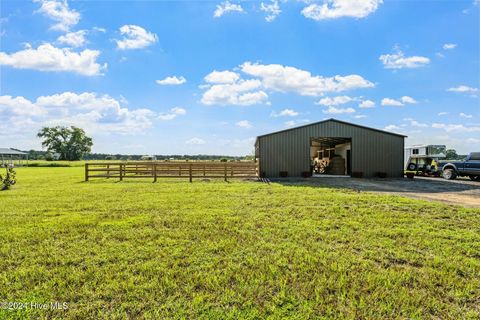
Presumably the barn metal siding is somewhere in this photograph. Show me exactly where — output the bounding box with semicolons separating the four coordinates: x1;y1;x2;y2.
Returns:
258;120;405;178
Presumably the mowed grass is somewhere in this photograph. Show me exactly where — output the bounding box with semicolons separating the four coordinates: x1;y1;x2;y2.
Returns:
0;167;479;319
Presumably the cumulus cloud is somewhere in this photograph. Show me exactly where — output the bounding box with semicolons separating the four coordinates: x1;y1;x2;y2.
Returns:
185;137;206;145
57;30;87;47
285;119;309;127
354;114;366;119
301;0;382;20
158;107;186;120
322;106;355;114
381;96;417;107
204;70;240;84
359;99;375;108
384;124;402;133
432;123;480;133
379;49;430;69
201;79;268;106
459;112;473;119
443;43;457;50
35;0;80;31
316;95;355;106
404;118;428;128
156;76;186;85
438;112;448;116
240;62;374;96
271;108;299;117
400;96;417;104
261;0;281;22
115;25;158;50
0;95;47;116
0;43;105;76
236;120;252;128
0;92;155;135
447;85;478;93
200;62;373;106
214;1;244;17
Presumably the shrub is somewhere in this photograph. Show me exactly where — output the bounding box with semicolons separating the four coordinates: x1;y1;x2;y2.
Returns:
220;158;228;162
0;165;17;190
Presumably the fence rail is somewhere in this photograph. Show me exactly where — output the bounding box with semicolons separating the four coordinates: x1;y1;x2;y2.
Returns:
85;161;258;182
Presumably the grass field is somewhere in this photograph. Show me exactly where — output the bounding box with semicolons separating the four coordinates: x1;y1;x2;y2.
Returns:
1;166;479;319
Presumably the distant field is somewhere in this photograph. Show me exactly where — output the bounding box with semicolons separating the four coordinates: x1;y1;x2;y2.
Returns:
0;167;479;319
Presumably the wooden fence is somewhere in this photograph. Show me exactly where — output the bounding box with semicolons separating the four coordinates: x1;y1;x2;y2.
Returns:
85;161;258;182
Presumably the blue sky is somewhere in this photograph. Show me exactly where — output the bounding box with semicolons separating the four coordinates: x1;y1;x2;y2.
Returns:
1;0;479;155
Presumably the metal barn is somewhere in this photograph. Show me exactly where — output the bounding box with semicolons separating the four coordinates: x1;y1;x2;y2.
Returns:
254;119;406;178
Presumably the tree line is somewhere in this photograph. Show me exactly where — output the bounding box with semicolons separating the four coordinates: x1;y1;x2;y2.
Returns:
26;126;252;161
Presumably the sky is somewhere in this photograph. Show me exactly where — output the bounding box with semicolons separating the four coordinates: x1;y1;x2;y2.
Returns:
0;0;479;156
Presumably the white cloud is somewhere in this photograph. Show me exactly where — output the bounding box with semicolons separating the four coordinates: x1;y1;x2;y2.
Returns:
432;123;480;133
236;120;252;129
35;0;80;31
156;76;186;85
241;62;374;96
204;70;240;84
0;95;47;116
115;25;158;50
301;0;382;20
0;92;155;135
381;96;417;107
201;79;268;106
271;108;299;117
404;118;428;128
57;30;87;47
201;62;373;106
158;107;186;120
359;99;375;108
322;106;355;114
384;124;402;132
285;119;309;127
316;95;355;106
261;0;281;22
438;112;448;116
214;1;244;17
0;43;105;76
459;112;473;119
400;96;417;104
447;85;478;93
354;114;367;119
443;43;457;50
381;98;404;106
185;137;206;145
379;49;430;69
92;27;106;33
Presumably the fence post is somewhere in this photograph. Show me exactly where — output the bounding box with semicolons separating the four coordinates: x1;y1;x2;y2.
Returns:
231;166;233;177
189;163;192;183
153;163;157;182
119;163;123;181
106;164;110;179
203;164;206;177
224;163;227;182
85;163;89;182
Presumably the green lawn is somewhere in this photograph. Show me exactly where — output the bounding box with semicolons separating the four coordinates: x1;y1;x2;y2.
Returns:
1;167;479;319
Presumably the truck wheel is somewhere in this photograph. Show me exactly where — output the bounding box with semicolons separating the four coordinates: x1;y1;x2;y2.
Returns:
443;169;457;180
407;163;416;171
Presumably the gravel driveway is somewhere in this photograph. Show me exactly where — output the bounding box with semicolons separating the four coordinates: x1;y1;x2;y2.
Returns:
273;176;480;208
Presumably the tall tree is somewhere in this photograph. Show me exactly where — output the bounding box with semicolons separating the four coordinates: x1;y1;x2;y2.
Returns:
37;126;93;161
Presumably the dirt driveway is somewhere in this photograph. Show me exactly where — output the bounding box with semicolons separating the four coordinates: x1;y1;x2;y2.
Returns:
274;176;480;208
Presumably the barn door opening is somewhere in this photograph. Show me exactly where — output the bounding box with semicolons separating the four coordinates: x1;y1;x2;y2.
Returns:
310;137;352;176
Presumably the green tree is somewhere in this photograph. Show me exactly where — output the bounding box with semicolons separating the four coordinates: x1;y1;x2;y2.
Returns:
37;126;93;161
445;149;457;160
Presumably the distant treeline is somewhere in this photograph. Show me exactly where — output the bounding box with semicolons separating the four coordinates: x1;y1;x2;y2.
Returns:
22;149;252;161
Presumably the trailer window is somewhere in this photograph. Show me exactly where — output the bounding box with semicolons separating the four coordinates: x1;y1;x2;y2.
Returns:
413;149;419;154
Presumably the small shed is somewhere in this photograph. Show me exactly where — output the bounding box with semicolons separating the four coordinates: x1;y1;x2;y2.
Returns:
0;148;29;166
255;119;406;178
